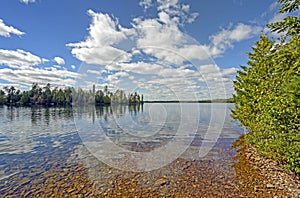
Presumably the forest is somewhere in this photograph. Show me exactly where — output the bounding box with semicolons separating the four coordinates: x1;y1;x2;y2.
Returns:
0;83;143;107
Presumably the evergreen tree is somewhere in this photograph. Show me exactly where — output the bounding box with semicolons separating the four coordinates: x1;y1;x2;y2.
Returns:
232;0;300;173
0;90;6;105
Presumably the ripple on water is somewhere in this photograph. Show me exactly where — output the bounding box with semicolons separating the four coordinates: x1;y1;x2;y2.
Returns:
0;104;257;197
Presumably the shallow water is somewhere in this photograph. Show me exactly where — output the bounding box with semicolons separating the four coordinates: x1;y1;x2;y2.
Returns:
0;103;245;196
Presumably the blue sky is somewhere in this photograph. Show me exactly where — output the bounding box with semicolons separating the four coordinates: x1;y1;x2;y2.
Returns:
0;0;283;100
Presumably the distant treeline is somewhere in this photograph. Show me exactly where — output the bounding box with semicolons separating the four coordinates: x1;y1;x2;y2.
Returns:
0;83;143;107
143;98;233;103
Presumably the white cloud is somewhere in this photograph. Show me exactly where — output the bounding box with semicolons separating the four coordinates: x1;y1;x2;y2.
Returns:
42;58;49;63
135;76;202;100
19;0;36;4
67;1;202;66
156;0;198;24
157;0;179;10
0;83;27;90
66;1;253;100
134;17;186;48
0;67;81;88
71;65;76;70
53;56;65;65
221;67;237;78
268;1;280;12
229;23;260;41
107;62;163;75
209;23;262;56
0;49;43;68
268;12;288;24
133;16;208;64
139;0;153;10
87;69;103;75
68;3;258;68
107;71;129;84
69;46;131;65
67;9;133;65
104;60;238;100
0;19;25;37
133;16;211;64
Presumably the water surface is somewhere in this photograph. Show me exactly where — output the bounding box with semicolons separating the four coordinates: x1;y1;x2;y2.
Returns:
0;103;245;196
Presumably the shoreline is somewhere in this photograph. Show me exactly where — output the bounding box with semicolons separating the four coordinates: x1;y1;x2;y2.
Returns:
2;135;299;197
232;136;300;197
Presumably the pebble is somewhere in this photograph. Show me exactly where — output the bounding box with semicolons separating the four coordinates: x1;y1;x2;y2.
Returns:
1;137;299;197
266;184;275;188
154;178;169;187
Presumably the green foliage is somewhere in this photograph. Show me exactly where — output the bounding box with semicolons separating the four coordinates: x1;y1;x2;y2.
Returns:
128;92;143;104
278;0;300;13
0;83;143;107
111;89;127;104
267;0;300;36
232;0;300;174
20;91;30;105
95;90;104;104
0;90;6;105
267;16;300;36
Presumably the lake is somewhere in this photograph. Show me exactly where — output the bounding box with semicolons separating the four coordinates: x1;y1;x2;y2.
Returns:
0;103;245;197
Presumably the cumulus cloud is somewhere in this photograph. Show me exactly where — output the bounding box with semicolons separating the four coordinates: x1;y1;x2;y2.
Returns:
0;83;27;90
139;0;153;10
68;1;258;68
67;1;202;66
0;67;80;88
67;9;133;65
107;62;163;75
53;56;65;65
0;19;25;37
134;17;185;47
156;0;198;24
19;0;36;4
209;23;262;56
0;49;80;89
0;49;43;68
87;69;103;75
107;71;130;84
133;16;209;64
67;0;260;100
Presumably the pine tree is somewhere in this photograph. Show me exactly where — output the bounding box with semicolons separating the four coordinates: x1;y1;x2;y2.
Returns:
232;0;300;173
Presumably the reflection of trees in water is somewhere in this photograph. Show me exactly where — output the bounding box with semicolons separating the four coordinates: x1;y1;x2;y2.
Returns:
128;104;141;116
2;103;143;125
30;106;74;126
5;106;19;121
74;104;143;124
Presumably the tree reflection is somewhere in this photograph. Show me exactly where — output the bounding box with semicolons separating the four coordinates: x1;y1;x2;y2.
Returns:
73;104;144;124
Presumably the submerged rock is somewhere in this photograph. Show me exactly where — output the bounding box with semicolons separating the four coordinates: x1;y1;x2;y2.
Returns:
154;178;169;187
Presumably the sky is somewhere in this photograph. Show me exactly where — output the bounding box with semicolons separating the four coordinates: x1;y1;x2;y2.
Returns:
0;0;284;100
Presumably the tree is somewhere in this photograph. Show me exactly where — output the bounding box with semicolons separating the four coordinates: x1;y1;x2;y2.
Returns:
111;89;128;104
104;85;108;96
267;0;300;36
95;90;104;104
64;87;72;105
29;83;40;105
6;86;16;105
0;83;143;107
42;83;52;106
54;88;66;105
20;91;30;106
232;0;300;173
0;90;6;105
